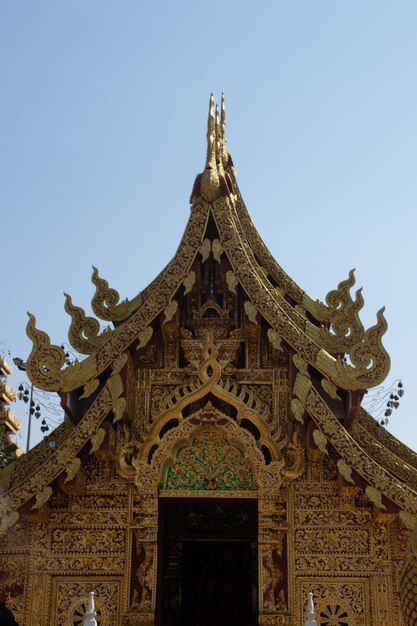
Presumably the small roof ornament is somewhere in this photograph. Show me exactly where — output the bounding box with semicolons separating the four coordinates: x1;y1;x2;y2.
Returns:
200;93;221;202
304;592;318;626
83;591;97;626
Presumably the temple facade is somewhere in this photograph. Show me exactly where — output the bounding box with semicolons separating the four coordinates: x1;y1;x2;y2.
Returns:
0;95;416;626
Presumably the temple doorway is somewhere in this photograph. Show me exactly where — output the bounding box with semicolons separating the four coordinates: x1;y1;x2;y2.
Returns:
156;499;258;626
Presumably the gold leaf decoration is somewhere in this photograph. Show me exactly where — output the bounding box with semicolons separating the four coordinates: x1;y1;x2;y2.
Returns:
244;301;258;324
26;313;81;391
291;398;305;423
293;354;309;375
64;293;111;355
313;429;328;453
163;300;178;324
267;329;283;352
294;304;307;318
0;511;19;535
337;459;355;484
113;397;127;423
113;353;128;375
182;271;196;295
365;485;386;510
91;266;129;321
108;359;126;423
399;510;417;530
226;271;238;294
90;428;106;454
400;518;417;624
199;238;211;263
200;95;221;202
315;269;365;350
321;378;341;400
109;372;124;401
136;327;154;350
334;307;390;389
212;238;223;263
79;378;100;399
312;270;390;389
32;486;53;510
64;458;81;483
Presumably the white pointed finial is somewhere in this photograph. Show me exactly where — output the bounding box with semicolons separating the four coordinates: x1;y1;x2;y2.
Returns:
83;591;98;626
304;592;317;626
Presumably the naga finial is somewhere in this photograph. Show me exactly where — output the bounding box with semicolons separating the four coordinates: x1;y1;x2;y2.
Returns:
205;93;216;171
219;92;228;168
215;103;225;176
91;266;129;321
64;292;111;355
201;93;221;202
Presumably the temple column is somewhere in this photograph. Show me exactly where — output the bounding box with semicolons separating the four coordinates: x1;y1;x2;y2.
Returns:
259;494;290;625
122;491;158;626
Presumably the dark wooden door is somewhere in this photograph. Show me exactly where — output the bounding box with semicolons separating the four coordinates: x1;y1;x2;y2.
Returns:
181;539;255;626
157;500;258;626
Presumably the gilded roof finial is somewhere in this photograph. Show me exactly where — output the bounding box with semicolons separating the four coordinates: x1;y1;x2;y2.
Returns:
201;93;220;202
215;103;224;172
205;93;216;171
219;92;228;168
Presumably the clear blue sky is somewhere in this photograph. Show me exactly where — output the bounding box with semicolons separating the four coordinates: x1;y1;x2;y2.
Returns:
1;1;417;450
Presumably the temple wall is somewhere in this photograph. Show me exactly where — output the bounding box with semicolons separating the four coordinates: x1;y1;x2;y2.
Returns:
0;450;409;626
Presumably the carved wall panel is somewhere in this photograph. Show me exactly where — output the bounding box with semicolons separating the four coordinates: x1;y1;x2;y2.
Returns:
299;578;370;626
51;578;120;626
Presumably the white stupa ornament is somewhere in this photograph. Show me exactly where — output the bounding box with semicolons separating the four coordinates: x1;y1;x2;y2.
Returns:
304;592;317;626
83;591;98;626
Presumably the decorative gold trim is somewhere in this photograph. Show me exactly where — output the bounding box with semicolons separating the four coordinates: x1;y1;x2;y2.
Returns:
313;269;366;351
141;336;283;463
244;301;258;324
64;292;111;354
312;429;328;454
400;519;417;624
365;485;386;510
32;486;52;510
226;270;238;294
182;271;196;295
2;384;113;516
64;458;81;483
79;378;100;399
200;94;221;202
199;238;211;263
399;510;417;529
212;238;223;263
90;428;106;454
163;301;178;325
321;378;341;400
293;373;417;515
126;407;284;494
337;459;355;484
136;327;154;351
91;266;129;321
0;511;19;535
267;329;283;352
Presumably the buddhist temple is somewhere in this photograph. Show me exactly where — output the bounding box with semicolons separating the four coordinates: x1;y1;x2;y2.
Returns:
0;95;416;626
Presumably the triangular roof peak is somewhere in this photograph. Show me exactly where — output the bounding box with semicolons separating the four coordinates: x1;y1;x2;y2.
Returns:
3;98;417;536
191;93;234;204
25;95;390;395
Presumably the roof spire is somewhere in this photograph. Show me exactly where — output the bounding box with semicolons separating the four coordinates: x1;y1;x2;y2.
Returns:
201;93;220;202
215;104;221;161
205;93;216;171
219;92;228;168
